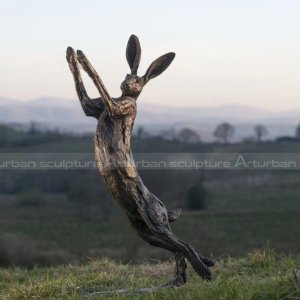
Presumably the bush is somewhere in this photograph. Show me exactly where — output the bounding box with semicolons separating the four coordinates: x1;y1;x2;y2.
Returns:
186;181;207;210
16;188;46;207
67;172;113;220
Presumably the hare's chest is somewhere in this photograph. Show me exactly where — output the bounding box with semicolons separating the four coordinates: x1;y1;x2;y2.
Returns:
96;110;134;149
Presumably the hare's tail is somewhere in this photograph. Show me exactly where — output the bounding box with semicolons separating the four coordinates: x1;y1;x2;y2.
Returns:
167;208;181;222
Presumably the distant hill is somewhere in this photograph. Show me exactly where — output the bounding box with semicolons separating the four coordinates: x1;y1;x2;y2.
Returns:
0;96;299;141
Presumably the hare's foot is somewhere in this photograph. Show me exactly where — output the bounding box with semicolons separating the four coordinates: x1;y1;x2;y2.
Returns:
190;249;214;268
174;251;187;283
164;235;212;280
162;276;186;288
200;255;215;267
161;251;187;288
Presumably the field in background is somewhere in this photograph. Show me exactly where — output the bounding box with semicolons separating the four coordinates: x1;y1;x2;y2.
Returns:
0;124;300;267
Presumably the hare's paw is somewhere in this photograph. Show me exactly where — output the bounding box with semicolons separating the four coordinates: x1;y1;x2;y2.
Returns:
66;47;76;63
76;50;87;64
76;50;94;75
66;47;80;74
201;256;215;267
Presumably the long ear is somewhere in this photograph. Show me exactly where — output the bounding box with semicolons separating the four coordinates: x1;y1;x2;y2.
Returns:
143;52;175;84
126;34;141;75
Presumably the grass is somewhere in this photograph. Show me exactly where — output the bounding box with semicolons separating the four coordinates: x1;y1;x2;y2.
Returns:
1;185;299;266
1;208;299;267
0;128;300;298
0;250;299;300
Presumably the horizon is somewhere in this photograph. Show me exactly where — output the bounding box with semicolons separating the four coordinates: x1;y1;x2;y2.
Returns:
0;95;300;114
1;0;300;111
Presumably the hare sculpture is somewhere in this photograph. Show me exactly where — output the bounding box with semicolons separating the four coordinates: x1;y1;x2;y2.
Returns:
66;35;214;286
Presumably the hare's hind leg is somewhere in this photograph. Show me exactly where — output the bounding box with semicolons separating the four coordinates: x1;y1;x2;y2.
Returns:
167;252;187;287
153;225;213;280
66;47;104;118
140;215;213;281
142;199;214;280
132;219;187;286
147;237;187;286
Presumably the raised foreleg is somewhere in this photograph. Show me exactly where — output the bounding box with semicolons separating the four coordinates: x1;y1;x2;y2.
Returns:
66;47;104;118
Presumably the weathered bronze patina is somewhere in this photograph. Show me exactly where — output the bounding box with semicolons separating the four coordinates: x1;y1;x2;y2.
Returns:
66;35;214;286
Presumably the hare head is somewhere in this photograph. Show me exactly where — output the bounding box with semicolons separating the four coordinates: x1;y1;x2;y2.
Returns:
120;35;175;98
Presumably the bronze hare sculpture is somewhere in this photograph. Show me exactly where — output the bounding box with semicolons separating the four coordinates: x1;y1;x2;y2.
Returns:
66;35;214;286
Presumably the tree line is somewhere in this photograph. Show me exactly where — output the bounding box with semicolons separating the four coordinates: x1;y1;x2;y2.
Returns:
135;122;300;144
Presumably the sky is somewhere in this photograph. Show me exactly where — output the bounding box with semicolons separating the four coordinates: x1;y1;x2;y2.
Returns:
0;0;300;110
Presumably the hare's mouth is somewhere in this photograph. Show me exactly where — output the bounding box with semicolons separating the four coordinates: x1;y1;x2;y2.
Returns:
121;85;142;97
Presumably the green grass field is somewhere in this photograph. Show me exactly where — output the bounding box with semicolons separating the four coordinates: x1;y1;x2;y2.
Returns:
1;126;300;298
0;250;299;300
1;169;300;266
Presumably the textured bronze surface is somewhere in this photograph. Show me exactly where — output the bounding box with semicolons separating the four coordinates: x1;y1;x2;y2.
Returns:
66;35;214;285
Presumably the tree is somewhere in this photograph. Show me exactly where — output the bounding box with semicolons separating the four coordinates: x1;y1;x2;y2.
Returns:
178;128;201;144
213;122;234;143
0;125;8;146
158;128;176;140
28;121;40;135
254;124;268;142
135;126;148;139
296;124;300;140
186;181;207;210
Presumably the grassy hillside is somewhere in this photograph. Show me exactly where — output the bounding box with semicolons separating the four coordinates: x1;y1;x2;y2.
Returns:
1;179;299;267
0;250;299;300
0;124;300;268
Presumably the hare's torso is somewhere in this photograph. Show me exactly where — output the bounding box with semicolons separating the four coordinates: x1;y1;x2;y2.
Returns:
94;100;150;218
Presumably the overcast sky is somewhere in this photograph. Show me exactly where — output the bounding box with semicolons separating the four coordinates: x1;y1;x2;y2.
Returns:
0;0;300;110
